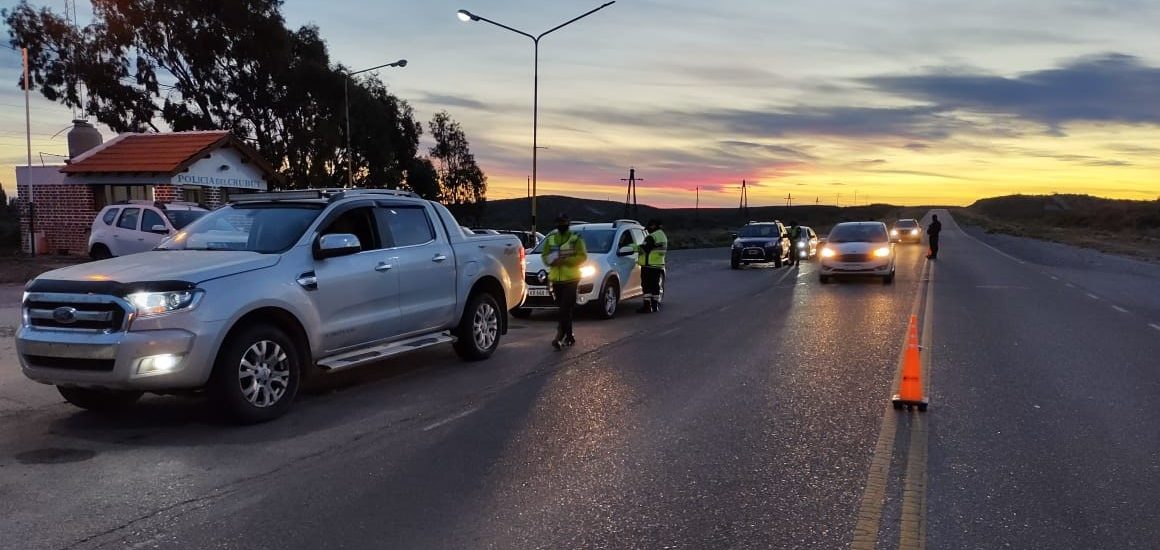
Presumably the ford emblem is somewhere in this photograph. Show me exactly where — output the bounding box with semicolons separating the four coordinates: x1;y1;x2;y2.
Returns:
52;306;78;324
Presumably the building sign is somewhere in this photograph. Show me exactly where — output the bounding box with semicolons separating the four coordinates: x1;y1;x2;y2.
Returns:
174;174;266;189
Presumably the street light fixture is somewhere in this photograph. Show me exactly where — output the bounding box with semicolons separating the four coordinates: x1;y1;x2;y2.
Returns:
344;59;407;187
457;2;616;233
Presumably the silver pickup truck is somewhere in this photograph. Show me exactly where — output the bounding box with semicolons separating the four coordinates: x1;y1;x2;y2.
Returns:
16;189;527;423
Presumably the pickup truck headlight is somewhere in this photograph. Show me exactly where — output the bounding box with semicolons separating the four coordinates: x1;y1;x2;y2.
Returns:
873;247;892;258
579;265;597;279
127;290;203;317
820;248;836;258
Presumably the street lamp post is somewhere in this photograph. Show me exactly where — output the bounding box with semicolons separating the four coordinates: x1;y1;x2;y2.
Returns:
344;59;407;187
457;2;616;233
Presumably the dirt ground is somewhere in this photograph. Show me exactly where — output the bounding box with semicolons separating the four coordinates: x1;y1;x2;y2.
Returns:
0;256;79;285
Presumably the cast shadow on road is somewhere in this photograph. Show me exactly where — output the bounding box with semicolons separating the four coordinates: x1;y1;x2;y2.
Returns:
42;345;497;446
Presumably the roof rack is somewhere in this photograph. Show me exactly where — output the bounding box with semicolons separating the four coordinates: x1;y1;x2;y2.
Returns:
231;190;326;202
328;188;419;201
612;219;641;227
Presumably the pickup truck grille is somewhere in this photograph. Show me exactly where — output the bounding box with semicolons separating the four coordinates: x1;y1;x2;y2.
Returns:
22;355;116;371
24;294;129;332
525;272;549;286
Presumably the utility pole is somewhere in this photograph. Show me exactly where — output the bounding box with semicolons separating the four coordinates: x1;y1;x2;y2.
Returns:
23;46;35;257
695;186;700;221
784;192;792;208
739;179;749;220
854;189;858;206
527;175;530;199
621;167;643;219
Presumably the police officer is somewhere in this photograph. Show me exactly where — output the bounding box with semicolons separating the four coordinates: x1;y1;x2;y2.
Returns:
542;213;587;349
636;219;668;313
787;220;803;266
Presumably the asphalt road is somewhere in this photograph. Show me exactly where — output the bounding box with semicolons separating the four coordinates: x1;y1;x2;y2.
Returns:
1;212;1157;549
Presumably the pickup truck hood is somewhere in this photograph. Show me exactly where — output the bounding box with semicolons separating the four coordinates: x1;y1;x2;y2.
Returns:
35;251;280;286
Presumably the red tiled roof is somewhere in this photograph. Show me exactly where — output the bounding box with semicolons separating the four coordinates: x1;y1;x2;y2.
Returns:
61;131;231;174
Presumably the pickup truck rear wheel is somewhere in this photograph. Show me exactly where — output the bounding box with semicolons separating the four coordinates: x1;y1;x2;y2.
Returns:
454;292;501;361
209;325;301;424
57;386;142;411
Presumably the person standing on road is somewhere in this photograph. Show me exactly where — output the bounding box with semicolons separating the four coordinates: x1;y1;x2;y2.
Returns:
787;221;803;267
636;219;668;313
927;214;943;259
543;213;588;349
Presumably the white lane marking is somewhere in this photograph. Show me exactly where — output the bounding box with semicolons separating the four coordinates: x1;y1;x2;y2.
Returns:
1111;305;1129;314
1150;323;1160;332
1086;293;1100;300
1064;283;1075;288
1049;275;1059;281
421;407;479;432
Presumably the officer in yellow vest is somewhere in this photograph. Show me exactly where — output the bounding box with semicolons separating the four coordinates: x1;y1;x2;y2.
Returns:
542;213;588;349
635;219;668;313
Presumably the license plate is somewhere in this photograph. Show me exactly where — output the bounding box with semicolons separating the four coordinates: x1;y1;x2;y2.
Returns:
528;288;551;297
747;249;761;256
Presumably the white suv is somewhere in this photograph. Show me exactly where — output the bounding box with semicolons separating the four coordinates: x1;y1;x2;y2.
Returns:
516;220;648;319
89;201;209;259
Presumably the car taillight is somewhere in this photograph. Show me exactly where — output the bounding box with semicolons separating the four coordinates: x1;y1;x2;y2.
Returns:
519;246;526;267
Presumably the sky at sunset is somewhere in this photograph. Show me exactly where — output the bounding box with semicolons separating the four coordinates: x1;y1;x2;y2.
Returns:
1;0;1158;207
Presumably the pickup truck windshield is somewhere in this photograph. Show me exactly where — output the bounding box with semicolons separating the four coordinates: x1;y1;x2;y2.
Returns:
164;210;208;230
158;204;323;253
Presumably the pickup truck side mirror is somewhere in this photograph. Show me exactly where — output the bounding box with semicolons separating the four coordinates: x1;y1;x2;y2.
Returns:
617;245;635;256
149;224;169;234
730;233;738;239
315;233;362;259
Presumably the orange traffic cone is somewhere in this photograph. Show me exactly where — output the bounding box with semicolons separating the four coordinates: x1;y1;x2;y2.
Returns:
892;314;928;411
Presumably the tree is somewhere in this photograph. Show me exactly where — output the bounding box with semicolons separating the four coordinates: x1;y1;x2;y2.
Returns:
428;111;487;206
4;0;420;189
405;157;440;200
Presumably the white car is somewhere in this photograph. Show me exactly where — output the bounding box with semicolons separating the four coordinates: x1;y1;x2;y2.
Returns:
89;201;209;259
818;221;896;284
516;220;648;319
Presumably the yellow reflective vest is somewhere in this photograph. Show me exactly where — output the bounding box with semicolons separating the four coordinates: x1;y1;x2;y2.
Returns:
636;229;668;268
542;231;588;283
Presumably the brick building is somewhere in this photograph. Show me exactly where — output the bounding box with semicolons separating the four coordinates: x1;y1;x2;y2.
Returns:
15;123;279;256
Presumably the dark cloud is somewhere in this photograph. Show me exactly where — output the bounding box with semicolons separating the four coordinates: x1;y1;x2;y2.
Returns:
1107;143;1160;155
904;142;930;151
416;92;489;111
717;140;818;160
864;53;1160;130
1083;159;1133;167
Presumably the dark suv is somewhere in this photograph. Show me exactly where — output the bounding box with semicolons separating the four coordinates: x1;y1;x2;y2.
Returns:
730;221;791;269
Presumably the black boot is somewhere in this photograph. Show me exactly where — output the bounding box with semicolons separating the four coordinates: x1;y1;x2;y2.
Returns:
637;300;653;313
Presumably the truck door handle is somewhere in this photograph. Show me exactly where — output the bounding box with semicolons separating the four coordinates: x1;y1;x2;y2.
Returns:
432;254;447;262
375;262;393;272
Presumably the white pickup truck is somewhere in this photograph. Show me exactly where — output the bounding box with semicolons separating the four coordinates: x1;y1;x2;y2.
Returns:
16;189;527;423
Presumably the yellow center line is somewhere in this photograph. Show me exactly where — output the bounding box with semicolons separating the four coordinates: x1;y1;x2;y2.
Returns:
851;257;931;549
899;260;936;549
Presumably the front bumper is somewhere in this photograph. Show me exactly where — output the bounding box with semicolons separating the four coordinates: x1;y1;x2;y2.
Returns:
519;281;597;309
16;320;228;391
820;259;894;276
733;247;780;263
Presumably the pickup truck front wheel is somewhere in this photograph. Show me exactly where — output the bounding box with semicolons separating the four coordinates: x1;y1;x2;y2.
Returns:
58;386;142;411
454;292;501;361
209;325;301;424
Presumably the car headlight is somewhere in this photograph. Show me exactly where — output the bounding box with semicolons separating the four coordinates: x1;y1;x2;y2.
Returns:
732;239;742;248
126;290;203;317
820;248;836;258
891;229;899;236
579;265;597;279
797;241;806;248
911;229;920;235
873;247;892;258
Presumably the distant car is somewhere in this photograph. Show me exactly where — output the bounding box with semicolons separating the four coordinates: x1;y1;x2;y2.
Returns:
495;230;545;250
891;219;922;243
794;226;819;260
731;221;791;269
516;220;646;319
819;221;896;284
89;201;208;259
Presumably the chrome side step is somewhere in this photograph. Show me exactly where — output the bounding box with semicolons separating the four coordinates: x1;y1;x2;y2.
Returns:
317;332;455;372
